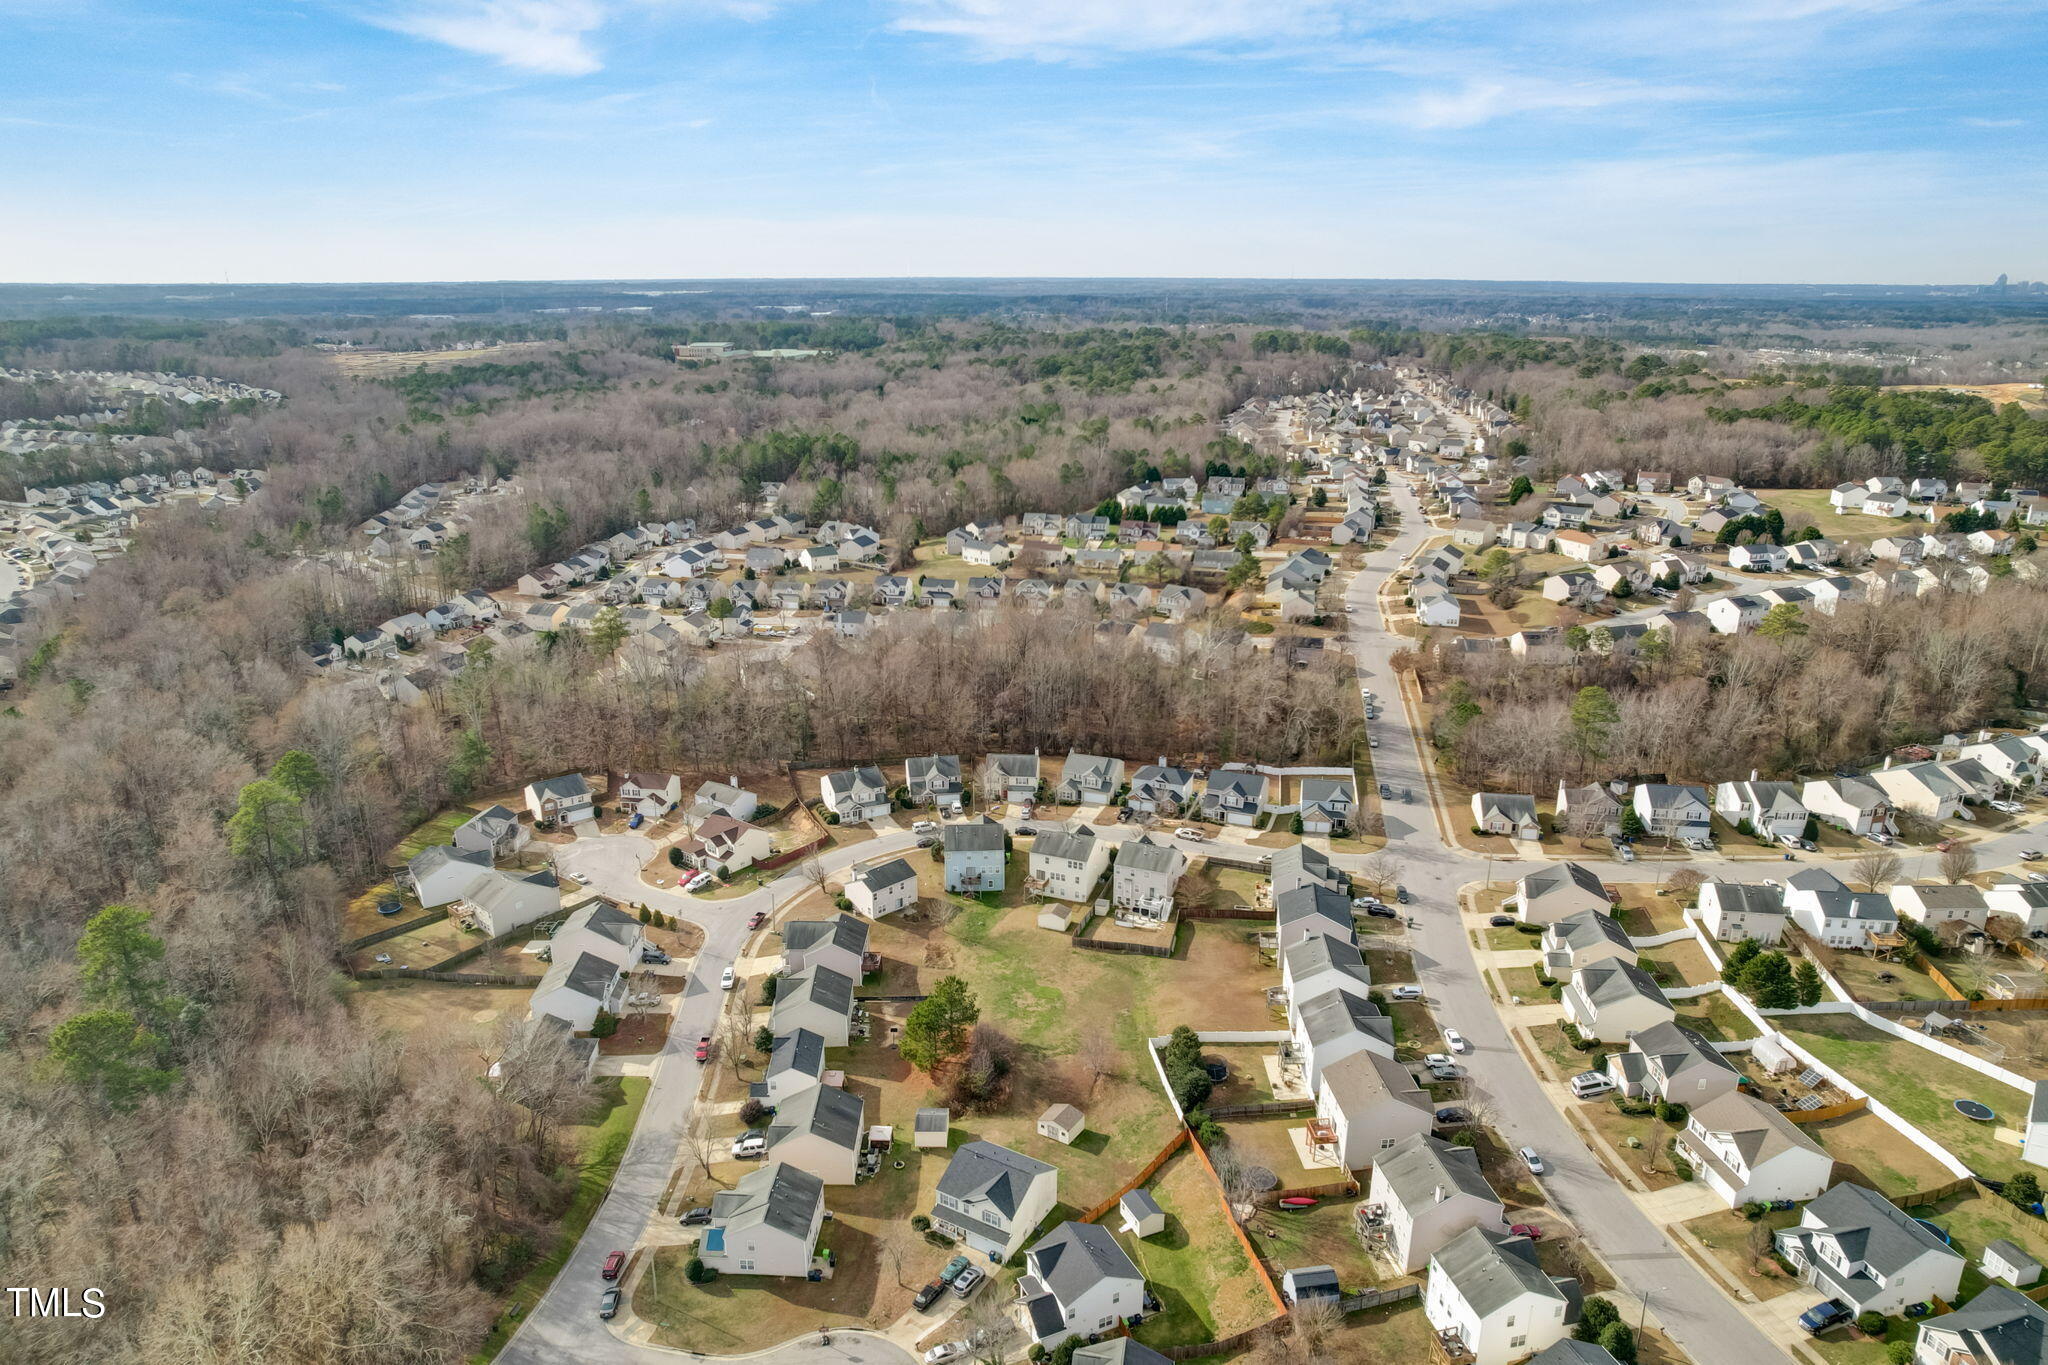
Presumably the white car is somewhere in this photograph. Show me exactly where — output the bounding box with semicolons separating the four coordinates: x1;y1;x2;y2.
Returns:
730;1134;766;1159
1443;1028;1470;1054
2029;872;2048;884
1519;1146;1545;1174
911;820;937;834
1423;1053;1458;1077
683;870;714;892
719;966;736;991
1368;736;1380;748
1174;827;1205;841
1868;831;1894;846
569;871;592;885
924;1346;967;1365
1570;1071;1617;1099
1390;984;1424;1002
1993;800;2026;815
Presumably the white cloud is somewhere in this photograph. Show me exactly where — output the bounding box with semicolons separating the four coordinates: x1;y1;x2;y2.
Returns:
884;0;1355;59
1389;73;1708;130
372;0;611;75
1962;116;2025;127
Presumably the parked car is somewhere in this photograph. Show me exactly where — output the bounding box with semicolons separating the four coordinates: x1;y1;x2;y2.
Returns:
1390;984;1424;1002
1935;838;1960;853
916;836;937;848
1992;799;2026;815
912;1281;946;1313
1510;1223;1545;1240
1488;914;1515;927
1364;903;1398;919
679;1207;712;1226
730;1134;767;1159
924;1344;967;1364
694;1035;712;1062
937;1255;971;1287
1433;1106;1471;1125
1017;825;1040;836
1174;827;1204;841
1368;736;1380;748
641;948;671;964
1799;1300;1854;1335
1443;1028;1470;1054
2024;849;2044;861
1570;1071;1616;1099
911;820;938;834
1868;831;1895;846
951;1266;984;1298
628;813;644;830
1424;1053;1458;1077
598;1288;622;1319
1395;886;1410;904
1518;1146;1545;1174
1379;783;1393;798
602;1250;626;1281
719;966;736;991
748;910;767;929
569;871;592;885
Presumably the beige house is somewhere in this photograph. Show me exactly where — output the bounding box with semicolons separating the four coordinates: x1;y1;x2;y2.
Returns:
1311;1050;1434;1171
1365;1134;1508;1274
1559;960;1674;1043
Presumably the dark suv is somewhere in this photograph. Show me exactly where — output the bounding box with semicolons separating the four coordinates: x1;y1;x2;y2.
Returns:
913;1281;945;1312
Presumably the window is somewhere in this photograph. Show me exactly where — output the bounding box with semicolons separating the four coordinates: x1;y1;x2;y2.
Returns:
1506;1317;1516;1328
1511;1337;1528;1350
738;1260;754;1272
1381;1137;1397;1149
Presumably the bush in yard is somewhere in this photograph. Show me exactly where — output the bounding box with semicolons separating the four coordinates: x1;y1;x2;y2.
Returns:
1050;1338;1083;1365
1742;1201;1767;1222
1856;1312;1886;1337
590;1010;620;1039
2004;1172;2041;1208
910;1214;931;1232
668;847;685;868
753;1025;775;1055
924;1229;955;1248
930;844;943;863
1189;1110;1224;1145
823;811;839;825
738;1098;768;1126
1654;1100;1688;1125
1162;1025;1213;1111
1599;1321;1637;1364
1575;1296;1620;1344
834;894;853;912
685;1256;715;1284
472;1232;538;1292
1028;1347;1046;1364
759;973;780;1004
1887;1342;1916;1365
639;905;652;924
1450;1129;1476;1148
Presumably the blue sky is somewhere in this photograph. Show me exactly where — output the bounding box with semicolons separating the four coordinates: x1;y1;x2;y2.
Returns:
3;0;2044;284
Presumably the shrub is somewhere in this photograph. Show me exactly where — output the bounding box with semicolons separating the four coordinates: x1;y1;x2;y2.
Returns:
910;1214;932;1233
472;1232;538;1292
924;1229;956;1248
1887;1342;1916;1365
753;1025;775;1055
2004;1172;2041;1208
589;1010;620;1039
1599;1321;1637;1364
1189;1110;1225;1145
834;894;853;912
1654;1100;1688;1125
823;811;839;825
639;906;652;924
1575;1297;1620;1344
759;973;780;1004
1856;1312;1886;1337
685;1256;715;1284
738;1098;768;1126
667;847;685;868
1741;1202;1767;1222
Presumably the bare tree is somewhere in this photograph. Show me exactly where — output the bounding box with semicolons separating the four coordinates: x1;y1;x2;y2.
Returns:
1939;842;1977;885
1851;849;1903;892
959;1283;1023;1365
1663;866;1706;900
1078;1026;1119;1097
719;1002;753;1078
1355;853;1401;900
1288;1294;1345;1365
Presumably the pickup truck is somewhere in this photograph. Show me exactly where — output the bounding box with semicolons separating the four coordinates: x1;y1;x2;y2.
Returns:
1799;1300;1854;1335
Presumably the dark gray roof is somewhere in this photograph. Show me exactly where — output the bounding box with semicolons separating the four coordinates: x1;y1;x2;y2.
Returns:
934;1140;1055;1217
1707;882;1787;917
528;773;590;800
767;1081;864;1154
1120;1189;1162;1221
1034;825;1100;863
1283;933;1370;991
710;1161;825;1240
855;858;917;892
1526;1342;1625;1365
539;950;620;1002
1072;1338;1173;1365
1546;910;1632;954
783;914;869;959
1794;1182;1963;1278
1921;1286;2048;1365
1575;959;1671;1010
944;816;1006;853
768;1029;826;1081
779;965;855;1017
1116;834;1184;875
1026;1221;1142;1304
1297;987;1393;1051
1785;867;1848;893
1276;884;1353;932
1522;861;1607;905
1432;1227;1569;1317
408;843;490;879
1375;1133;1501;1211
1628;1021;1737;1086
1269;842;1343;895
567;898;643;947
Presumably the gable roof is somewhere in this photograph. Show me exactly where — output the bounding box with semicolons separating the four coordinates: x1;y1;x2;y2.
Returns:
768;1028;827;1081
943;815;1007;853
1797;1182;1962;1277
1117;834;1184;875
1919;1286;2048;1365
854;857;917;893
782;914;869;961
1283;933;1371;991
778;965;855;1017
933;1140;1055;1217
1296;987;1394;1051
1546;910;1633;955
562;898;643;947
1376;1133;1501;1211
1027;1221;1141;1303
710;1161;824;1240
1432;1227;1570;1318
1688;1090;1828;1170
1034;824;1101;863
1575;959;1670;1011
767;1080;865;1154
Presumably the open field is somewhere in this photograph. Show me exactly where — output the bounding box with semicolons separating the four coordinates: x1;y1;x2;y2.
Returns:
330;341;558;377
348;981;533;1053
1752;488;1892;541
1775;1014;2032;1179
1887;381;2048;412
1119;1150;1275;1349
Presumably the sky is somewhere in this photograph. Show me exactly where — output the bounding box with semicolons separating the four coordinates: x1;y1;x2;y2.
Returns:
2;0;2045;285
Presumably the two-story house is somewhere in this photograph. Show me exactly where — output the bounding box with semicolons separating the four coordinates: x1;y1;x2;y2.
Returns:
943;816;1008;893
906;755;966;812
1560;960;1674;1043
1785;885;1897;950
1631;784;1713;841
764;1081;866;1185
1677;1091;1834;1208
1201;768;1270;826
1697;882;1789;944
1912;1286;2048;1365
1311;1048;1434;1170
1539;911;1635;978
1111;835;1187;921
677;815;775;876
1424;1227;1578;1365
929;1141;1059;1263
1802;775;1898;838
820;767;891;823
1282;932;1372;1006
1056;753;1125;806
981;753;1042;807
1777;1182;1965;1316
698;1162;825;1278
528;949;628;1032
1297;777;1357;834
1276;884;1357;951
1366;1133;1509;1274
453;804;530;861
780;914;869;981
408;843;493;907
1606;1020;1741;1105
1018;1222;1147;1347
845;857;919;919
524;772;594;826
1126;763;1199;815
768;965;856;1047
1714;779;1810;842
1030;825;1112;904
1513;862;1612;925
1472;793;1542;841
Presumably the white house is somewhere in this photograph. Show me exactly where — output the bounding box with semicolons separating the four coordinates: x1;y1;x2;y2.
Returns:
1890;883;1990;931
1714;779;1809;841
780;914;869;981
1414;584;1462;628
1297;777;1356;834
1605;1020;1741;1105
1111;834;1187;921
1676;1091;1834;1208
1785;885;1898;950
1705;595;1769;634
1985;880;2048;935
459;868;563;938
1777;1182;1965;1316
698;1162;825;1278
529;950;626;1032
453;804;530;861
1697;882;1788;945
1631;784;1712;841
616;771;682;813
1802;775;1897;837
943;816;1008;893
548;898;647;972
1017;1222;1146;1347
1560;960;1674;1043
1913;1286;2048;1365
1366;1134;1509;1274
1958;735;2041;789
763;1081;865;1185
1513;862;1612;925
768;966;856;1047
928;1141;1059;1263
1540;911;1636;977
1311;1049;1434;1171
1030;825;1112;904
407;844;492;907
1282;932;1373;1007
1126;764;1199;815
905;755;966;812
845;857;919;919
757;1028;827;1105
677;815;775;877
1869;761;1971;821
1424;1227;1578;1365
820;767;891;823
1293;987;1397;1091
1472;793;1541;840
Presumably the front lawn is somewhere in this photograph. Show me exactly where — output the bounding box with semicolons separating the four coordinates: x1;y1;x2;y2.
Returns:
1579;1099;1690;1191
1685;1206;1803;1299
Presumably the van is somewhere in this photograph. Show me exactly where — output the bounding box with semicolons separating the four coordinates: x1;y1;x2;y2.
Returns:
1569;1071;1616;1099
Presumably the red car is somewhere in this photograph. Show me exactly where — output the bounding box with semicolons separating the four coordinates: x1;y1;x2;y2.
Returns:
694;1035;712;1062
601;1250;626;1281
1510;1223;1544;1241
1935;838;1959;853
748;910;767;930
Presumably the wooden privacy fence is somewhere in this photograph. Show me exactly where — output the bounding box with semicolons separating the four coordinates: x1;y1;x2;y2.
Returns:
1206;1100;1314;1121
1184;1128;1289;1315
1786;1096;1869;1125
350;968;542;986
1077;1129;1188;1225
344;908;448;953
1072;936;1175;959
1179;905;1278;922
1258;1178;1360;1206
1889;1175;1976;1209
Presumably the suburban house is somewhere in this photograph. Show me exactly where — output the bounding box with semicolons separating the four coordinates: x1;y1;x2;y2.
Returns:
1785;884;1898;950
1127;764;1199;815
1697;882;1789;944
523;773;594;825
1714;779;1810;841
928;1141;1059;1263
1297;777;1356;834
906;755;966;812
1293;986;1397;1089
982;753;1042;806
769;966;857;1047
845;857;919;919
1677;1091;1834;1208
1540;911;1636;977
1282;932;1373;1006
676;815;775;876
1958;735;2041;788
1631;784;1712;841
1556;783;1624;839
820;767;892;823
1777;1182;1965;1316
1201;768;1270;825
764;1081;866;1185
1890;883;1991;931
549;898;648;972
1017;1221;1147;1347
1870;761;1972;821
1276;884;1357;951
1513;862;1612;925
616;771;683;814
1606;1020;1740;1104
756;1028;826;1104
943;816;1008;893
1560;960;1675;1043
698;1162;825;1278
1424;1227;1578;1365
529;950;626;1032
1986;880;2048;934
1270;842;1349;898
1413;584;1462;627
459;868;563;937
688;779;760;824
1030;825;1112;903
1112;835;1188;921
1802;775;1898;838
780;914;870;981
1472;793;1541;840
453;804;530;860
1366;1133;1509;1274
1053;753;1124;806
407;844;493;907
1312;1048;1434;1170
1913;1286;2048;1365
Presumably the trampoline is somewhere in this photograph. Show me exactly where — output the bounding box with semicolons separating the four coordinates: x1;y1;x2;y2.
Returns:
1954;1099;1997;1122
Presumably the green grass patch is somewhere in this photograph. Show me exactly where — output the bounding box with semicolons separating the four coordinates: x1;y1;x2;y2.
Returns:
392;808;472;865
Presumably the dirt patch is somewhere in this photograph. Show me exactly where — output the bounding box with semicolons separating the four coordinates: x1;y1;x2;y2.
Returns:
601;1010;674;1056
328;341;558;378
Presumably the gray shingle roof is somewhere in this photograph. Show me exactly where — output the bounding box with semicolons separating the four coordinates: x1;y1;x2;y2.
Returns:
565;898;644;947
1575;959;1670;1010
855;858;917;892
1026;1221;1141;1304
944;815;1006;853
408;843;490;880
768;1028;826;1081
1116;834;1184;875
767;1081;864;1154
1034;825;1100;863
1283;933;1370;991
933;1140;1055;1217
1072;1341;1173;1365
1546;910;1632;954
1375;1133;1501;1211
1918;1286;2048;1365
710;1160;824;1241
1793;1182;1962;1278
1297;987;1393;1051
539;950;619;1003
783;914;869;960
1432;1227;1569;1318
779;965;855;1017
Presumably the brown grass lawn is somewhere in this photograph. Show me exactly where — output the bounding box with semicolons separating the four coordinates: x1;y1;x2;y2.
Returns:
1120;1150;1277;1349
1776;1014;2032;1180
1528;1022;1617;1081
1685;1206;1804;1299
1310;1299;1433;1365
347;914;485;972
1672;990;1760;1043
1922;1189;2048;1300
1637;938;1718;989
1609;883;1694;936
346;981;532;1060
1216;1116;1325;1189
1825;949;1950;1003
1499;966;1553;1002
1364;944;1418;985
1802;1110;1955;1198
1579;1100;1688;1191
1245;1192;1393;1292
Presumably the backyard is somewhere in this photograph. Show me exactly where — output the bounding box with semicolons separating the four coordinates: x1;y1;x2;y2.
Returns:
1671;989;1761;1043
1802;1109;1956;1198
1775;1015;2032;1180
1119;1149;1278;1350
